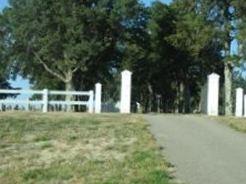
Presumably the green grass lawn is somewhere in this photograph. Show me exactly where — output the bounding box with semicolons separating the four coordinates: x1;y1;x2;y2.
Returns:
0;112;172;184
213;116;246;133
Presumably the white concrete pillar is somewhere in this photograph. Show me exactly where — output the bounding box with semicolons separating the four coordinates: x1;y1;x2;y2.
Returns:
235;88;243;117
95;83;102;114
43;89;48;113
88;90;94;113
207;73;220;116
120;70;132;114
244;95;246;118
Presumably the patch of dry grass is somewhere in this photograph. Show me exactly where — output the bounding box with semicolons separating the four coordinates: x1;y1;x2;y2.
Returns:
0;112;172;184
213;116;246;133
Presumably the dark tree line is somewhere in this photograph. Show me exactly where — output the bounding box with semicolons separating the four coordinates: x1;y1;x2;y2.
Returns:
0;0;245;114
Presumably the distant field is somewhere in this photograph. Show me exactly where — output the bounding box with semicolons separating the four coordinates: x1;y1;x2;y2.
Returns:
0;112;172;184
213;116;246;133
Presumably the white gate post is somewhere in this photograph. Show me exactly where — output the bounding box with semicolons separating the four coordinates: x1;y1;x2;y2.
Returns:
95;83;102;113
88;90;94;113
207;73;220;116
43;89;48;113
120;70;132;114
244;95;246;118
235;88;243;117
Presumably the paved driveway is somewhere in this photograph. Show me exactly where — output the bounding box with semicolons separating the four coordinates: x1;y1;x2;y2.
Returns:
146;115;246;184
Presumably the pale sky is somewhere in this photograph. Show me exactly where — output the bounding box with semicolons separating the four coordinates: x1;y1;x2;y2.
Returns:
0;0;8;10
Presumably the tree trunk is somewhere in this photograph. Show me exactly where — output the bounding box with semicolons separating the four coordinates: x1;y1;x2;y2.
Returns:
148;84;153;113
174;82;180;113
224;33;233;116
179;82;184;113
156;95;161;113
199;83;207;114
224;63;232;116
65;79;74;112
184;83;191;113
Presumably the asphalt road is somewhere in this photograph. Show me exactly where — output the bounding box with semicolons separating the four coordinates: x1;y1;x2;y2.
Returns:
145;115;246;184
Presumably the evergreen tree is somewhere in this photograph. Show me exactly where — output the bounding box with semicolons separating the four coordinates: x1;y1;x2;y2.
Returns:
0;14;13;93
166;0;222;113
3;0;145;92
197;0;244;115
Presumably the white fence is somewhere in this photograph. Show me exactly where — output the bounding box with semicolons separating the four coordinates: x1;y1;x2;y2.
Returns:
0;89;94;113
0;70;133;114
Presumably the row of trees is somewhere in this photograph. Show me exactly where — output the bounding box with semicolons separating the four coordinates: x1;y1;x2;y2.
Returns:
0;0;245;114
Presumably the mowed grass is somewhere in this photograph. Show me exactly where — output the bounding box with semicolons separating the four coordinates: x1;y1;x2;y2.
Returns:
213;116;246;133
0;112;172;184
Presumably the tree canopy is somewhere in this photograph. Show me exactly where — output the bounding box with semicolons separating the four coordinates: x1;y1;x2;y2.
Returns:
3;0;146;91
